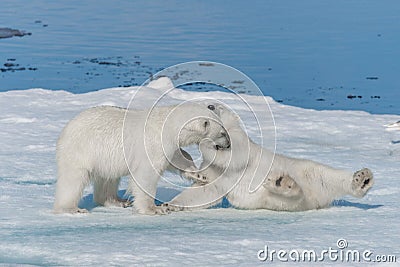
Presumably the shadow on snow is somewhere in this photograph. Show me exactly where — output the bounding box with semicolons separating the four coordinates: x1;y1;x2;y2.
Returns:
332;199;383;210
78;189;381;211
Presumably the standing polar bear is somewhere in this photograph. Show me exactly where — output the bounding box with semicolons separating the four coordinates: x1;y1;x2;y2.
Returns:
54;102;230;214
167;104;374;211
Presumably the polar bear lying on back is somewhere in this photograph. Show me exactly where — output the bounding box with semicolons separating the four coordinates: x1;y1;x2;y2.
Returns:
54;102;230;214
168;104;374;211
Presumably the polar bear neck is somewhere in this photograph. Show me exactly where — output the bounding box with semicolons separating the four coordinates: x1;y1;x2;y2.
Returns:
202;120;257;172
154;105;205;147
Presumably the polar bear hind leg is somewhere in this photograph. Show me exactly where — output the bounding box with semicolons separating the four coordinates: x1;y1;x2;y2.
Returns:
351;168;374;197
263;172;304;199
93;177;129;207
54;167;90;213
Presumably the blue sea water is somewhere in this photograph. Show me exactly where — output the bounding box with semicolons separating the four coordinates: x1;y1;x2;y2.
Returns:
0;0;399;114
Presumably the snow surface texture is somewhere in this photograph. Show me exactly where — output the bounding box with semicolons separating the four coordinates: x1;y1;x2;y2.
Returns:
0;84;399;266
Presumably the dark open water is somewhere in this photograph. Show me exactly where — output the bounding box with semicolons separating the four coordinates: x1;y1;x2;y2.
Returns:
1;0;399;114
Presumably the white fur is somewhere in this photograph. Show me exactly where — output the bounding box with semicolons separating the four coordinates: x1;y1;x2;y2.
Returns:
169;105;374;211
54;103;230;214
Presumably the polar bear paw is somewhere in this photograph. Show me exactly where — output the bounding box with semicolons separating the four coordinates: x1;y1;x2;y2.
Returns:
104;198;133;208
264;173;303;199
161;202;184;212
138;205;171;215
153;205;171;215
122;199;134;208
53;207;89;214
351;168;374;197
183;166;209;185
76;208;89;213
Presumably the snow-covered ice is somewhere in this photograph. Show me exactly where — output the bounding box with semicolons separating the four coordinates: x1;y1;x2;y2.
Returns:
0;85;399;266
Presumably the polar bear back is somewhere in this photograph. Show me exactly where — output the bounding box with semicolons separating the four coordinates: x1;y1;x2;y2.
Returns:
56;106;133;178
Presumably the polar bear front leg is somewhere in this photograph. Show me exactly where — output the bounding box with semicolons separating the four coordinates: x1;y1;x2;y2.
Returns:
351;168;374;197
129;171;169;215
167;183;223;211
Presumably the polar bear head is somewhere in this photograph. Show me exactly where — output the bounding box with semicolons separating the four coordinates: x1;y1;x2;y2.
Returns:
198;103;251;170
163;103;231;150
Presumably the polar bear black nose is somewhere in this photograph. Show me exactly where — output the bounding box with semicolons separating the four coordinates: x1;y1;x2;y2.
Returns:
219;131;231;149
207;104;215;110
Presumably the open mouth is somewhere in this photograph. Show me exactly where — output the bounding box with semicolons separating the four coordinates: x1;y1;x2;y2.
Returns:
215;144;230;150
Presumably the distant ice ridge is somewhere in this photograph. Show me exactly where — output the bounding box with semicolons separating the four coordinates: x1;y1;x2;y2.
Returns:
385;120;400;131
0;81;399;266
0;27;31;39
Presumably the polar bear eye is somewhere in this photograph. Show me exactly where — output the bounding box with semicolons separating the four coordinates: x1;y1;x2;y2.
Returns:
207;104;215;111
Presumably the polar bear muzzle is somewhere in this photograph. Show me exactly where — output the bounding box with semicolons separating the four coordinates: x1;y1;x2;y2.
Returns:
215;131;230;150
